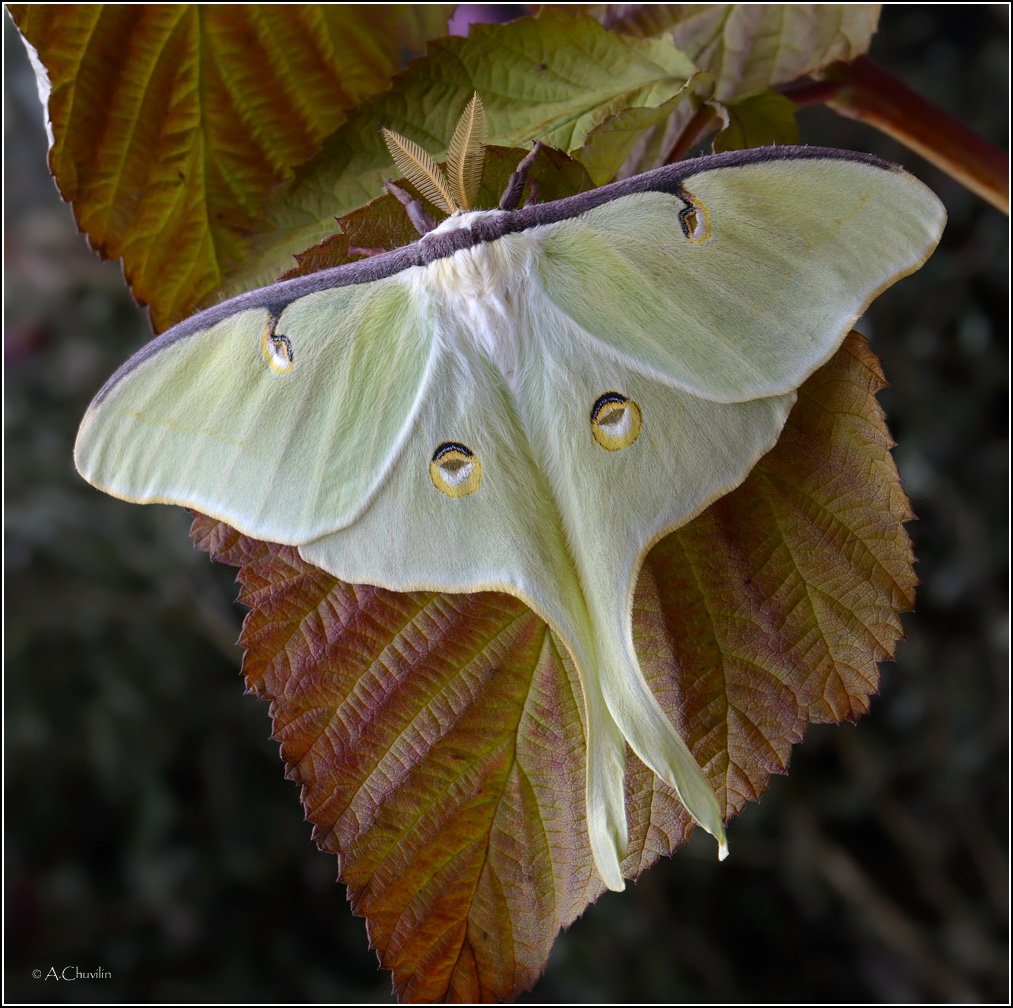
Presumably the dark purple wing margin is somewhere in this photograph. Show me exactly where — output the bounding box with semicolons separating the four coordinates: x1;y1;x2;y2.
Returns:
93;145;895;404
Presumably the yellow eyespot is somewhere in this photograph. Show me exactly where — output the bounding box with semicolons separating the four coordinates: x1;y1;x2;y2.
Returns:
678;192;712;244
591;392;642;451
429;442;483;498
261;318;295;374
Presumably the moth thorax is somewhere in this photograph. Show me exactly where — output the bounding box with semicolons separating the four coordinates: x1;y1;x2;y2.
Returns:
427;209;505;237
426;222;534;381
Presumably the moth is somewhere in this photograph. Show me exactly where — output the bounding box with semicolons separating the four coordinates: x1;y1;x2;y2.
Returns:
75;96;946;890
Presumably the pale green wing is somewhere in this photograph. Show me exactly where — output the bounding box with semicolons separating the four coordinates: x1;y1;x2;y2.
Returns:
534;157;946;402
75;150;945;895
509;303;795;886
75;276;434;545
300;300;795;891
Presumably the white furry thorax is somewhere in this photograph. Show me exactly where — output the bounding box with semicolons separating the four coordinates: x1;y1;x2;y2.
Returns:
413;210;540;381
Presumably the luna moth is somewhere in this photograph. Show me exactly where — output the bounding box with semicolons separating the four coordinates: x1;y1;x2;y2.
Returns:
74;115;945;893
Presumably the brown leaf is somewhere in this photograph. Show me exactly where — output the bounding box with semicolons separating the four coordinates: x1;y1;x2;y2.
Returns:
9;5;453;330
190;331;913;1000
630;334;914;850
191;529;599;1001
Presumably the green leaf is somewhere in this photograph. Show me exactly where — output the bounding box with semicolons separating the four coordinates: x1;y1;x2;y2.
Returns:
191;329;914;1001
594;3;880;98
587;3;879;171
235;10;698;290
713;90;800;152
8;4;454;330
578;88;695;184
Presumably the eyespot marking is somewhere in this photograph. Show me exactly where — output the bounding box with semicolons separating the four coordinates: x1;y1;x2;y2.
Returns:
430;441;483;498
677;190;712;243
261;317;295;374
591;392;642;451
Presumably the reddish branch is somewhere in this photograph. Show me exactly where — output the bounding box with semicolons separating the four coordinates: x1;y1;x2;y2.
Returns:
666;56;1007;215
794;56;1007;214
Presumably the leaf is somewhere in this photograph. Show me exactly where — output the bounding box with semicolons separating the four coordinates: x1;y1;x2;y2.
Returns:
577;86;696;185
636;335;915;826
594;3;881;98
205;538;598;1004
190;331;914;1001
713;91;800;152
238;9;698;287
8;4;454;330
587;3;879;172
446;92;488;210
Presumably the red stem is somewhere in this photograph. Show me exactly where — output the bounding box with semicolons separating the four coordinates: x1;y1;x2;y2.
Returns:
820;56;1007;214
656;56;1005;215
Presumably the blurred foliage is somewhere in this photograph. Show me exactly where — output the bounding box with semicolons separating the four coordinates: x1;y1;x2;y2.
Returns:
5;5;1007;1004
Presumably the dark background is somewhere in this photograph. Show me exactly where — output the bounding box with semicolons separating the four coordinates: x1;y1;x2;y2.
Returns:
5;6;1007;1003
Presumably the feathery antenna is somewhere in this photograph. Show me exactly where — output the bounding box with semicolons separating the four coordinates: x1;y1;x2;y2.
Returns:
446;92;487;211
382;128;459;215
382;94;494;218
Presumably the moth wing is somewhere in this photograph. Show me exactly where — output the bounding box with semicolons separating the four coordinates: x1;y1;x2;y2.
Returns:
75;275;435;545
300;298;795;890
534;155;945;402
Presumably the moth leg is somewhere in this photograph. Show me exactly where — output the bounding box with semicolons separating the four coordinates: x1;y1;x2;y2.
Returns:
384;180;437;236
499;141;544;210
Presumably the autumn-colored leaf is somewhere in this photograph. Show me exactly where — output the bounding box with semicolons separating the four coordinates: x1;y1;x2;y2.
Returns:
8;4;453;330
635;335;914;829
190;331;913;1001
190;526;599;1003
